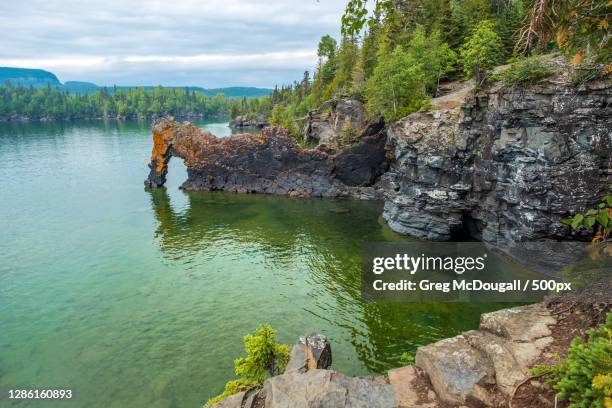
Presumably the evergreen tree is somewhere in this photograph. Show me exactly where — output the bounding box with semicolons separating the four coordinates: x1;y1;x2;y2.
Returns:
460;19;504;82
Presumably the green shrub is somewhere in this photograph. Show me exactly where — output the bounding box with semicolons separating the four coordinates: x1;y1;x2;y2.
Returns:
399;352;415;366
494;55;555;87
204;324;290;407
234;324;290;382
571;60;611;87
562;192;612;244
530;313;612;407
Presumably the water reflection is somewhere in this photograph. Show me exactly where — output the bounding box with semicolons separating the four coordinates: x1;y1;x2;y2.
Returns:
147;188;508;372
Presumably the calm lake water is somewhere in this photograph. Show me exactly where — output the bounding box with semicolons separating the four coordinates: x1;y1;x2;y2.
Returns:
0;120;508;407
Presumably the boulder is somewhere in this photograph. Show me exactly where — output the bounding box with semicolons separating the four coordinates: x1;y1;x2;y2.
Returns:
464;330;527;396
284;332;332;374
479;303;555;342
304;99;367;146
387;365;437;408
415;334;495;405
334;132;390;186
229;115;267;129
479;303;555;374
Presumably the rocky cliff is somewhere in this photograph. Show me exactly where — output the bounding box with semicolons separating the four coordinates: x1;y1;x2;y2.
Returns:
145;73;611;252
382;79;611;248
145;118;390;198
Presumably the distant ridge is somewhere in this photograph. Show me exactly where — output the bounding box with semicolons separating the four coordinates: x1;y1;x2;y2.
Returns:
0;67;61;87
0;67;272;98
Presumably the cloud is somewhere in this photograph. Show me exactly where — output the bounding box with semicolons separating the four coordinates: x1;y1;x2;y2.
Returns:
0;0;345;87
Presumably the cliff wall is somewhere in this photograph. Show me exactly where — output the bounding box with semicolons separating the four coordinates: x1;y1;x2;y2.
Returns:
382;80;611;248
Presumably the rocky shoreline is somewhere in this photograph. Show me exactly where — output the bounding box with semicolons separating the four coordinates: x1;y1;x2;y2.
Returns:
140;68;611;408
208;293;611;408
145;73;611;252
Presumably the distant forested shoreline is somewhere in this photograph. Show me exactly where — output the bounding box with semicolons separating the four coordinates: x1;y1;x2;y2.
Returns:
0;84;259;122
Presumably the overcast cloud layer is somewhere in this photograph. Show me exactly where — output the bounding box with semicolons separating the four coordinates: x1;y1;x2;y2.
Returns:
0;0;346;87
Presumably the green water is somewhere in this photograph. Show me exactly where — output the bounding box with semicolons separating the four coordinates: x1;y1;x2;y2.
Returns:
0;120;507;408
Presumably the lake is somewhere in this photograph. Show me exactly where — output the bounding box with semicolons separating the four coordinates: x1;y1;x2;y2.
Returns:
0;120;507;407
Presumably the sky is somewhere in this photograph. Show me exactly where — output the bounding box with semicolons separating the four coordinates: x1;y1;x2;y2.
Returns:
0;0;346;88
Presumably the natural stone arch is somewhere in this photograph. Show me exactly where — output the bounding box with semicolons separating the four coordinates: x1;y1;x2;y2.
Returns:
144;117;390;195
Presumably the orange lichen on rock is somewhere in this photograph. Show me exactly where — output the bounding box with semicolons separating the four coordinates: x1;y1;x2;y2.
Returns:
150;122;175;173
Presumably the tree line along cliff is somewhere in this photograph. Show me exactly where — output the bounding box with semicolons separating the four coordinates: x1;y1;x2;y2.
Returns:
231;0;610;136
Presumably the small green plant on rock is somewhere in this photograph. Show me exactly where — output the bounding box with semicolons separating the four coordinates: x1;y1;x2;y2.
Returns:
562;192;612;245
494;55;555;87
399;352;415;366
204;324;290;407
341;121;357;145
529;313;612;408
234;324;290;381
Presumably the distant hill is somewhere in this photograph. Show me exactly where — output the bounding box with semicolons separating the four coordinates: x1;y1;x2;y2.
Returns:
0;67;272;98
0;67;61;87
62;81;99;93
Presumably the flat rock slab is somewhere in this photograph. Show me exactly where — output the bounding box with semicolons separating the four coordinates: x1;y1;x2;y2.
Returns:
388;365;437;408
415;334;495;405
479;303;556;342
263;369;396;408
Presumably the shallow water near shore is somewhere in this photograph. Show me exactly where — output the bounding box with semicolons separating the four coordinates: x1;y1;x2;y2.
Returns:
0;120;513;407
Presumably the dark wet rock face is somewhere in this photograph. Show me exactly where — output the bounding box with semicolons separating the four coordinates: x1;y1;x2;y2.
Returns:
144;118;389;198
382;81;612;246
